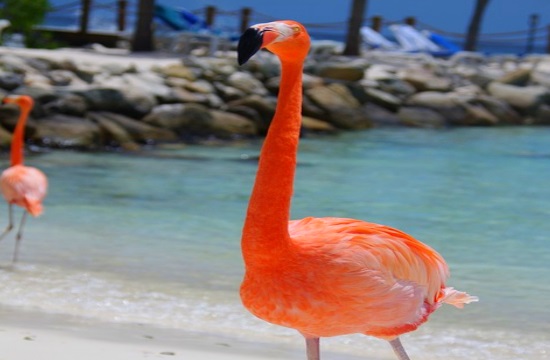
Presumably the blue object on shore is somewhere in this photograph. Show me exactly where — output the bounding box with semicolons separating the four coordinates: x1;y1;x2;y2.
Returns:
389;24;459;57
427;31;462;54
154;4;209;32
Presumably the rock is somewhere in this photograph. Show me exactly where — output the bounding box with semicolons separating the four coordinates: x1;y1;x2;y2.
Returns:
407;91;465;108
118;87;158;117
302;73;325;89
302;96;328;120
363;103;402;127
0;54;39;74
100;62;135;76
184;79;215;94
301;116;336;133
405;91;473;125
306;83;371;129
397;107;447;128
214;82;246;101
48;70;79;86
0;72;24;91
400;68;453;91
226;95;276;134
325;106;373;130
143;102;256;139
30;114;102;149
531;60;550;87
364;64;397;81
316;63;364;81
75;87;150;117
142;103;208;133
533;104;550;125
143;103;256;138
91;112;177;144
42;93;88;117
208;110;258;138
121;73;173;99
472;96;523;125
0;125;12;147
487;82;550;110
24;72;53;89
364;88;402;111
156;63;196;81
170;87;210;104
87;112;140;151
376;78;416;98
226;105;263;126
496;68;531;86
227;71;268;96
77;87;127;111
306;83;360;111
460;104;499;126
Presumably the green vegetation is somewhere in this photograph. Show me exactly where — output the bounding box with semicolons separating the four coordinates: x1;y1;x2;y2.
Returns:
0;0;51;46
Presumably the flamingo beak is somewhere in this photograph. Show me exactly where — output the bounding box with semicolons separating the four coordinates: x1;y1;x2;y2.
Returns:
238;25;278;65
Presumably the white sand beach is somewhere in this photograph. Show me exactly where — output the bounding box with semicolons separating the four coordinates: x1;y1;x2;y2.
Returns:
0;308;302;360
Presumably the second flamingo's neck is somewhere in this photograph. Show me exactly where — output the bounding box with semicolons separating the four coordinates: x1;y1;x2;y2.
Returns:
10;106;29;166
242;60;304;262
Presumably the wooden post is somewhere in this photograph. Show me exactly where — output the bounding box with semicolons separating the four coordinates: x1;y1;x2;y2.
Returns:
371;16;382;32
404;16;416;27
205;6;216;27
343;0;367;56
117;0;127;32
526;14;539;54
240;7;252;33
80;0;92;34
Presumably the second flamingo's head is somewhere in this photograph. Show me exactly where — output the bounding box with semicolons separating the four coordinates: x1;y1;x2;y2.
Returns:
3;95;34;112
238;20;311;65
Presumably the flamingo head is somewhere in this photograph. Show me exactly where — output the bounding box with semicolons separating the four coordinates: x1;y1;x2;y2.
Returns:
3;95;34;112
238;20;310;65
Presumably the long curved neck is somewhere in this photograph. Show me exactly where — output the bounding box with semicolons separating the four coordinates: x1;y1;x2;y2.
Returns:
10;105;29;166
242;59;304;264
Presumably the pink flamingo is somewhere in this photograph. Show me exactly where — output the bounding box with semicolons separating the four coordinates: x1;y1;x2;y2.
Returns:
0;95;48;264
238;21;477;360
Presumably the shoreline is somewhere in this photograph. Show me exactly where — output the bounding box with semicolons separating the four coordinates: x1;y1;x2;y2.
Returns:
0;306;308;360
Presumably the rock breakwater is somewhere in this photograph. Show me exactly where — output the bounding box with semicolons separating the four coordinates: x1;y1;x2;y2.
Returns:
0;47;549;151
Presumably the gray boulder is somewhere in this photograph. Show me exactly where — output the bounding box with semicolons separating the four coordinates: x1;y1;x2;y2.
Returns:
31;114;102;149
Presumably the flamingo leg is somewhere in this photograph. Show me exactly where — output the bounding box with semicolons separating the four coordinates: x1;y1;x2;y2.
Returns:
0;204;14;242
12;211;27;264
389;337;411;360
305;337;320;360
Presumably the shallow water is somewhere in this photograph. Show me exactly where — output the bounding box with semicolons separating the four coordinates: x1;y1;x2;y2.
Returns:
1;127;549;359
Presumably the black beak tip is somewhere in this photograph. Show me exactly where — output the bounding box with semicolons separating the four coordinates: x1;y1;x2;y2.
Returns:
238;27;263;65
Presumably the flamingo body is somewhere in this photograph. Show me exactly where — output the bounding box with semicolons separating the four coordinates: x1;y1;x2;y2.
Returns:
242;217;471;340
1;164;47;216
238;21;476;359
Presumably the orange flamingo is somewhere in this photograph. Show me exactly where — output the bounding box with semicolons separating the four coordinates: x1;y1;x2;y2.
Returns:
238;21;477;360
0;95;48;264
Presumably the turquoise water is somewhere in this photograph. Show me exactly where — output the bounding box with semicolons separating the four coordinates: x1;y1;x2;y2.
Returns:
0;127;549;359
